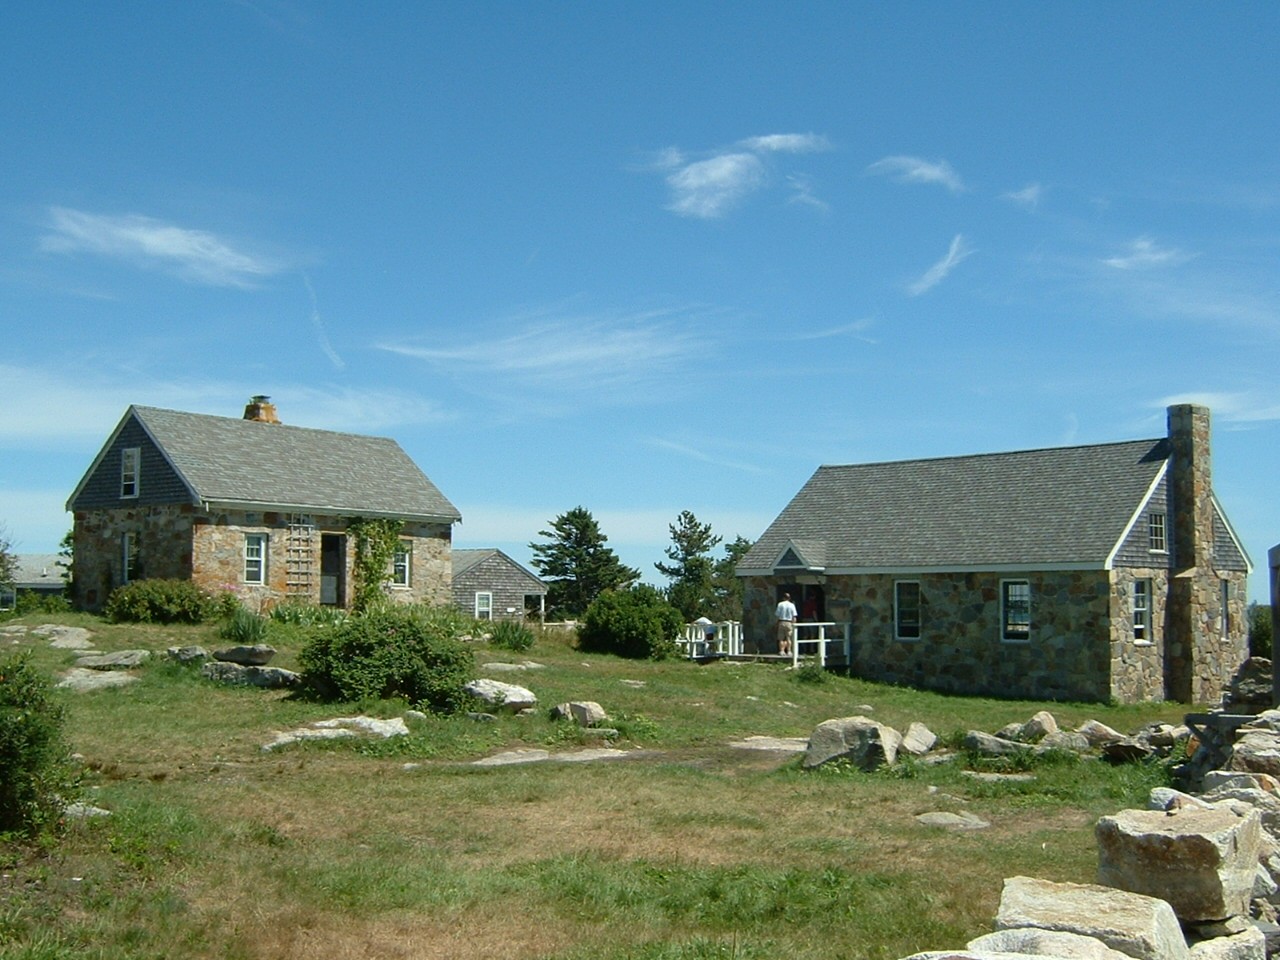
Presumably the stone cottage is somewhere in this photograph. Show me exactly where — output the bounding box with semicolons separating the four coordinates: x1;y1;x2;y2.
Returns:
737;404;1250;704
66;398;461;611
451;548;547;621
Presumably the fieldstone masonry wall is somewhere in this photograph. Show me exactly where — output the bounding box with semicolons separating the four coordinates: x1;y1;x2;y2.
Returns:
744;570;1116;702
74;506;452;611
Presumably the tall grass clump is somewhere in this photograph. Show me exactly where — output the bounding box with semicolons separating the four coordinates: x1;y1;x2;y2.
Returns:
219;605;270;645
103;578;216;624
298;603;474;712
489;620;536;652
0;653;77;837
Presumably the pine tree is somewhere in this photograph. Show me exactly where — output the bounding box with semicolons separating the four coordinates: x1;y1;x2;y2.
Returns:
654;511;721;621
529;507;639;618
708;535;753;622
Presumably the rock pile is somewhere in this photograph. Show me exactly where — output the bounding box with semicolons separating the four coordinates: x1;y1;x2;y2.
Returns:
884;702;1280;960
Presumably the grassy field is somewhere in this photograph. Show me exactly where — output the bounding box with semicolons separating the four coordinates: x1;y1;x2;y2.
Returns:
0;612;1193;960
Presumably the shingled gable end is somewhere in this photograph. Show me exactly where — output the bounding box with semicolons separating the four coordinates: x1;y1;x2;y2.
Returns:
738;404;1251;704
66;400;461;612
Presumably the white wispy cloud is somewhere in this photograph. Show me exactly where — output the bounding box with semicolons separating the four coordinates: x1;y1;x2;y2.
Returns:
39;207;283;288
657;132;831;219
738;133;830;154
867;155;965;193
908;234;974;296
786;174;830;213
1003;183;1043;210
380;309;706;390
792;319;877;343
666;153;766;219
302;272;345;370
1103;237;1194;270
1157;391;1280;424
645;438;768;474
0;365;449;448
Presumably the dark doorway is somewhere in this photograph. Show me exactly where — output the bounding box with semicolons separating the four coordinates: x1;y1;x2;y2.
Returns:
320;534;345;607
801;584;826;622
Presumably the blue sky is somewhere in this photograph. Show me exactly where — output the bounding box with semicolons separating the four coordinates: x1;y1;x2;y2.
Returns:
2;3;1278;599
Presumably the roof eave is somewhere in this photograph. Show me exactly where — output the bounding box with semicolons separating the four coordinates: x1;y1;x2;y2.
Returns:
202;499;460;524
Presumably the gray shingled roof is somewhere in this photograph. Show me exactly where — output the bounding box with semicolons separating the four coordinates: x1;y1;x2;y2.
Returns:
452;548;545;587
132;406;460;522
739;438;1168;572
9;554;65;589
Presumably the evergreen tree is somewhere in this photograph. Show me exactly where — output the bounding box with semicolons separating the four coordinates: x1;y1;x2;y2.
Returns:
708;535;753;622
529;507;639;618
0;525;15;592
654;511;721;621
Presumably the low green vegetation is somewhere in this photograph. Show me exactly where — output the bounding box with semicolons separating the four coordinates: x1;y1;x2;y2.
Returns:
102;578;220;624
579;584;684;659
0;607;1193;960
0;652;78;838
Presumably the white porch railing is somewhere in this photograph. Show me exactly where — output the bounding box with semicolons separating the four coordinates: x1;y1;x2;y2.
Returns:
789;622;851;669
679;621;743;657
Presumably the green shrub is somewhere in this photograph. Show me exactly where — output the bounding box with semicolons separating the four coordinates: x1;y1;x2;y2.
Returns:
103;579;216;624
489;620;536;652
578;585;682;660
794;663;827;685
14;592;72;615
0;653;77;837
220;606;270;645
298;604;475;712
1250;603;1273;659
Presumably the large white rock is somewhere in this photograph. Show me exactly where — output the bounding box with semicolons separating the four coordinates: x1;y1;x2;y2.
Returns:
1096;807;1262;923
969;927;1133;960
465;678;537;712
995;875;1190;960
1078;720;1126;747
902;722;939;755
1228;731;1280;779
1021;711;1059;741
1187;925;1265;960
804;716;902;770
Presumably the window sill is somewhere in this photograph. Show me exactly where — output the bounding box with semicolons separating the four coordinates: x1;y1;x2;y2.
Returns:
1001;637;1031;645
1134;640;1154;648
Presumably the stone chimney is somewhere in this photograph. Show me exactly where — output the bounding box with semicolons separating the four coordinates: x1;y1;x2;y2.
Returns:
1167;403;1212;571
243;395;280;424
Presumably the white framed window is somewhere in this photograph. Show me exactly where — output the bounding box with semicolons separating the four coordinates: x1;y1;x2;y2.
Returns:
121;532;138;584
1001;580;1031;642
475;591;493;621
121;447;140;498
894;581;921;640
391;540;411;588
1133;578;1152;643
244;534;266;584
1148;512;1167;553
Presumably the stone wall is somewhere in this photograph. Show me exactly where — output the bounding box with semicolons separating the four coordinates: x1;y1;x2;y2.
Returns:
1108;566;1168;703
744;570;1116;702
72;504;197;609
74;506;452;612
191;512;453;611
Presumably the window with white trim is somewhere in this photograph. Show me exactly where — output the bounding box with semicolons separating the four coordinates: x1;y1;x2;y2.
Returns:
1133;578;1151;643
391;540;411;588
1148;512;1167;553
1001;580;1031;641
244;534;266;584
121;531;138;584
475;591;493;621
894;581;921;640
121;447;140;498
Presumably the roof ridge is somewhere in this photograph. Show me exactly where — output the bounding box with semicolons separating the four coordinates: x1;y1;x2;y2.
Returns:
131;405;400;445
816;436;1163;472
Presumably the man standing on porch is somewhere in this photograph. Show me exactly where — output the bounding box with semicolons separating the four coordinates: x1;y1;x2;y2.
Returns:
776;592;797;656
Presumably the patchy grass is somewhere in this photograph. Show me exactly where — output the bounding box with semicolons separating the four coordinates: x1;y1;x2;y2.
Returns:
0;612;1192;960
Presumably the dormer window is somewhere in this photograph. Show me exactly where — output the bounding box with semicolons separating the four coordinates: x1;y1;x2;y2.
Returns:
121;447;140;498
1148;512;1167;553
